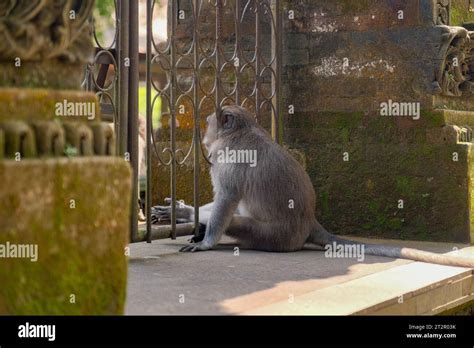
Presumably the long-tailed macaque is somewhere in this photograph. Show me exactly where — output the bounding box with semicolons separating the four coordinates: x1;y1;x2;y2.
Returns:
152;105;474;268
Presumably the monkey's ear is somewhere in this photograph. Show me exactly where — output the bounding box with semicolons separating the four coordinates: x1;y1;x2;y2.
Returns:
218;109;235;130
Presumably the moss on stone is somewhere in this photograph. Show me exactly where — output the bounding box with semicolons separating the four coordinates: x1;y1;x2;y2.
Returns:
339;0;372;14
0;158;131;314
439;109;474;126
62;122;94;156
0;88;100;123
301;131;472;242
0;61;85;90
32;120;66;157
1;121;37;158
0;129;4;159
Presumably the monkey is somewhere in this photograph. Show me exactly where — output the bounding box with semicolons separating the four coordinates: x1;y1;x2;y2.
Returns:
152;105;474;268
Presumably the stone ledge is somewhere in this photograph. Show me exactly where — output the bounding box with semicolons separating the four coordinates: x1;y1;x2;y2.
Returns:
437;109;474;127
0;88;100;122
242;247;474;315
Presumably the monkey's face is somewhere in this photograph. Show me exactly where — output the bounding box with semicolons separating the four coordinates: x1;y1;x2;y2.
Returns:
203;113;218;151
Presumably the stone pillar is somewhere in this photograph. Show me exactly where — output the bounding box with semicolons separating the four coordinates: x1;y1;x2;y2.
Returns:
0;1;131;314
283;0;474;243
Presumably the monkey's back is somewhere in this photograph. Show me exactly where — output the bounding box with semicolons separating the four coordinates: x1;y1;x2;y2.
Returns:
215;125;317;244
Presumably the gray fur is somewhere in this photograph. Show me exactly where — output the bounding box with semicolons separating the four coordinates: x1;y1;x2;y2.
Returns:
156;105;474;268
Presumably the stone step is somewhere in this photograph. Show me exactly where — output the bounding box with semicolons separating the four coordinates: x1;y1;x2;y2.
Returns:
436;109;474;127
242;246;474;315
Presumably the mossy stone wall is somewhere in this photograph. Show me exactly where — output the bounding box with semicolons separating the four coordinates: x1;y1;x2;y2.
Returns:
0;158;131;314
282;0;474;243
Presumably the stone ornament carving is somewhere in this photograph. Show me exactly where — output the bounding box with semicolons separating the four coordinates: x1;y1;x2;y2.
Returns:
434;26;474;97
436;0;450;25
0;120;115;158
0;0;93;63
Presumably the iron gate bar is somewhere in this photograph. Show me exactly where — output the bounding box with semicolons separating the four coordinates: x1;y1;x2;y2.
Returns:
235;0;241;105
146;0;152;243
216;0;222;117
272;0;282;143
118;0;130;158
128;0;140;243
170;0;177;240
193;0;200;236
255;0;261;120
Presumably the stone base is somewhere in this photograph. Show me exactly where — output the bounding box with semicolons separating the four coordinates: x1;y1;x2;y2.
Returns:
0;157;131;314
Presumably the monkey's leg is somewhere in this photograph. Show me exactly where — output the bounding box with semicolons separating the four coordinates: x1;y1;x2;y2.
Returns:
193;202;214;224
189;203;255;243
180;194;239;252
225;217;305;252
187;202;216;242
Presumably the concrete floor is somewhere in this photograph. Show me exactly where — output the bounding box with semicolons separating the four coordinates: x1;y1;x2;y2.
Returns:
125;235;473;315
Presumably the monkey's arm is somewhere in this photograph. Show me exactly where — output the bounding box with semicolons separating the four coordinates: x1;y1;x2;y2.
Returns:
180;193;240;252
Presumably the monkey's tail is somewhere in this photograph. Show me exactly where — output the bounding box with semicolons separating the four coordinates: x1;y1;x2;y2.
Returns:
309;222;474;268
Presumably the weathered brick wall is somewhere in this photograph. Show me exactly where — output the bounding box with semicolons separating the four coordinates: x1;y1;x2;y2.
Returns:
282;0;474;242
282;0;474;114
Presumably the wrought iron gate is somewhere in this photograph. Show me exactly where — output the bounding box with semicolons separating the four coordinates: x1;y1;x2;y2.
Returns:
84;0;140;241
85;0;282;243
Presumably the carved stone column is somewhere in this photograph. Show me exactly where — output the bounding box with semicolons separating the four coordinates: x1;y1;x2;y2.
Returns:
0;1;131;314
0;0;93;89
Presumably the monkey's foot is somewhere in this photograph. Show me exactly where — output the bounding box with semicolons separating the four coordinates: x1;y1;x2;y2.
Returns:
150;198;192;224
180;242;212;252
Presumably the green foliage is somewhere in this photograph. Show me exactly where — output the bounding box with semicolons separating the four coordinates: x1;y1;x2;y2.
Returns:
64;145;78;158
95;0;115;17
93;0;116;43
451;5;474;26
138;86;163;128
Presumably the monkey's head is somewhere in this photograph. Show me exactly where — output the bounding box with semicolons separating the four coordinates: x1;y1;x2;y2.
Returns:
203;105;256;150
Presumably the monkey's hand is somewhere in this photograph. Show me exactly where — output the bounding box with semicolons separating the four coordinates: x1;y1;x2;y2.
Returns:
179;241;212;252
150;198;193;224
188;223;206;243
